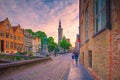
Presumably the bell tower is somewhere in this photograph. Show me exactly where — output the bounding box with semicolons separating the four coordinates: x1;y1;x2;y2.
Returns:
58;20;63;44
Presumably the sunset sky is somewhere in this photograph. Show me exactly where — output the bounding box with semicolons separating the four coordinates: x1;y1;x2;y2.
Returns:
0;0;79;47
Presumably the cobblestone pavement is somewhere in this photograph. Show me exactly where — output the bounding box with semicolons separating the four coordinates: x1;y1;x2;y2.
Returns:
67;60;94;80
0;53;94;80
0;54;71;80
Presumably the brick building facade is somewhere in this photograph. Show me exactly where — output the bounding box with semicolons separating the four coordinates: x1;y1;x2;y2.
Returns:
0;18;24;53
12;25;24;53
79;0;120;80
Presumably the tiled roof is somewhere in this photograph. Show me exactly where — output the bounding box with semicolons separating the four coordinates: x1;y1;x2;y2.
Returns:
12;26;18;32
0;19;6;25
0;18;10;26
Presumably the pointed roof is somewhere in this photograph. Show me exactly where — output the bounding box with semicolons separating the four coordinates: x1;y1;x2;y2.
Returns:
0;20;4;24
12;24;20;32
59;20;61;28
12;27;18;32
0;18;10;25
59;20;61;25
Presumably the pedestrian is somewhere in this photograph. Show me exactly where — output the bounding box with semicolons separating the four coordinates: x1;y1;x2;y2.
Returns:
71;52;75;63
72;52;75;59
74;50;79;64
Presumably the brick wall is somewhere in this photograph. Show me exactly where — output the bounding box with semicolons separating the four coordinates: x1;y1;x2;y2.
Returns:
111;0;120;79
79;0;120;80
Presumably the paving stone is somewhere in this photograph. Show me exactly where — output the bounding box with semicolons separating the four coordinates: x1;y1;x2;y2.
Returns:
0;53;94;80
0;54;71;80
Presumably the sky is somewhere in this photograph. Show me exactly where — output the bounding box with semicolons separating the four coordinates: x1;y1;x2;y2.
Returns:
0;0;79;47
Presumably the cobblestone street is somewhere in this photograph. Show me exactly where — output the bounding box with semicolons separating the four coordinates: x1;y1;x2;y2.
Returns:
0;53;94;80
0;54;71;80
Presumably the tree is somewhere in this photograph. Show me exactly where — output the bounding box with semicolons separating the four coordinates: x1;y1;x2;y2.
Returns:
47;37;57;53
35;31;47;45
26;29;35;37
60;37;71;53
26;29;47;51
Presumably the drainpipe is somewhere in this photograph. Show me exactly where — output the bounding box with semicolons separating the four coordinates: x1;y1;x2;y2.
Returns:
106;0;112;79
109;30;112;80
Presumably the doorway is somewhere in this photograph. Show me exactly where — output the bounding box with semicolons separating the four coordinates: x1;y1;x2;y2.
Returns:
0;40;4;52
88;50;92;68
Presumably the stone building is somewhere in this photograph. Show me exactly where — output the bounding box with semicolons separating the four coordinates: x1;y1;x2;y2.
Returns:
0;18;24;53
32;37;36;54
36;37;41;53
79;0;120;80
22;29;32;52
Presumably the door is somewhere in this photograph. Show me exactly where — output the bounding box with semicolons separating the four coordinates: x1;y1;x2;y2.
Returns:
88;51;92;68
1;40;4;52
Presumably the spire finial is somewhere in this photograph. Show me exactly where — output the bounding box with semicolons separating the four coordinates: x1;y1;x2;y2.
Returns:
59;20;61;25
59;20;61;28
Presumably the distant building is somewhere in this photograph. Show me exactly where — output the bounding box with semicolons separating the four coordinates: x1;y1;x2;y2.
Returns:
22;29;32;52
0;18;24;53
79;0;120;80
36;37;41;53
58;20;63;44
32;37;36;55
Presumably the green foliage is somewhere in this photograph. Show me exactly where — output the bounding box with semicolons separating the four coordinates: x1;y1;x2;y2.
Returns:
16;51;20;55
27;51;34;56
35;31;47;38
35;31;47;46
25;29;59;53
26;29;35;37
60;37;71;52
47;37;58;52
47;37;54;43
26;29;47;47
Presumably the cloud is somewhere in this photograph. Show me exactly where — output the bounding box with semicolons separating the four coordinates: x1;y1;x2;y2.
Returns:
0;0;79;46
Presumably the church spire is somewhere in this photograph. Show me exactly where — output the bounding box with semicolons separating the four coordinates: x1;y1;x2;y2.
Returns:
59;20;61;28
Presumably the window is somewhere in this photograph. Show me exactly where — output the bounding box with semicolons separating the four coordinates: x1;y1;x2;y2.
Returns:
6;33;9;38
14;35;16;40
94;0;106;33
6;41;9;49
88;51;92;68
10;42;14;48
14;43;17;49
6;24;9;30
81;24;84;44
18;37;20;40
86;7;89;40
0;31;4;38
10;34;14;39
